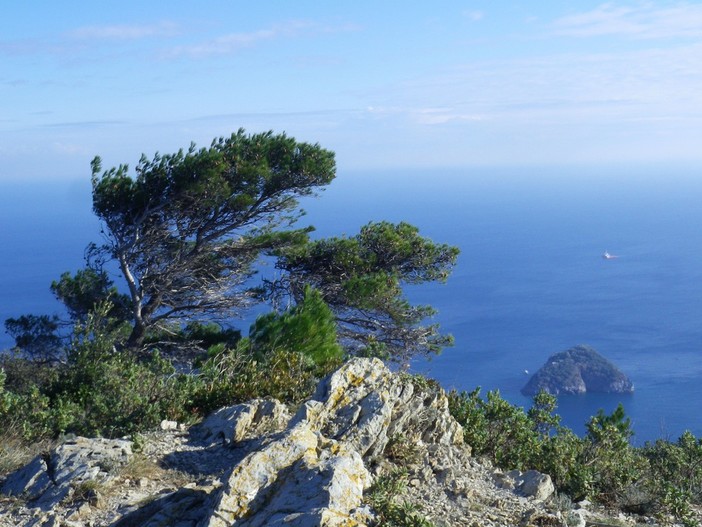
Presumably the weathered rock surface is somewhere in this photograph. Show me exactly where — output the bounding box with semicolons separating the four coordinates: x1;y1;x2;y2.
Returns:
196;397;291;446
494;469;555;502
1;357;660;526
522;345;634;395
1;436;132;509
202;357;460;527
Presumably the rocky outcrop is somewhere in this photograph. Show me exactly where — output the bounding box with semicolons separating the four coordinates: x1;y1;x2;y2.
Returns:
522;345;634;395
0;436;132;510
5;357;644;527
201;357;463;527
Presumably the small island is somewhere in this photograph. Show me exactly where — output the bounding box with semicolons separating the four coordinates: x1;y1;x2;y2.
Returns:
522;345;634;396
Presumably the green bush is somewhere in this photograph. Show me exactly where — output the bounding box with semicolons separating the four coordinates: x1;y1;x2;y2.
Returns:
644;431;702;502
447;387;541;470
447;386;702;524
0;353;59;395
50;348;200;437
0;369;54;442
580;404;647;504
249;286;344;369
192;288;344;414
1;303;203;442
447;389;650;506
365;468;434;527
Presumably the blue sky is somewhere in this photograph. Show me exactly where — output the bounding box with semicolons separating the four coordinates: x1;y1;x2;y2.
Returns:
3;1;702;181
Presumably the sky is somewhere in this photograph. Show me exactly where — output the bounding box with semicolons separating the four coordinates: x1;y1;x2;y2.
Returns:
3;1;702;181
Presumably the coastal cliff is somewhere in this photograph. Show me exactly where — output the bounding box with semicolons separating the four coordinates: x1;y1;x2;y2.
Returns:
522;345;634;396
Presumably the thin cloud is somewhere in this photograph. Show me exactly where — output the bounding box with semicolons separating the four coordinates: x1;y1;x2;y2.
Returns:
184;108;359;122
370;39;702;132
43;120;126;129
166;20;356;59
554;3;702;39
0;38;48;56
68;21;180;41
366;105;484;125
463;10;484;22
52;142;89;155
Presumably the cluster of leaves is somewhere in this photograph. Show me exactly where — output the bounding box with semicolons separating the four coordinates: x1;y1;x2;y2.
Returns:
267;221;459;361
448;388;701;525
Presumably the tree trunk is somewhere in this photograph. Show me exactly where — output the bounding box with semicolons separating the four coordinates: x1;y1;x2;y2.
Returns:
126;321;146;350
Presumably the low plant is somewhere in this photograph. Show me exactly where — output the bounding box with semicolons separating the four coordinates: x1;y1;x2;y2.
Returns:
0;369;54;442
67;479;103;506
365;468;434;527
398;372;441;393
385;434;421;466
447;387;541;470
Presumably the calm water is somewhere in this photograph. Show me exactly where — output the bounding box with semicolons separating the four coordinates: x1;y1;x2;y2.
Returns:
2;167;701;443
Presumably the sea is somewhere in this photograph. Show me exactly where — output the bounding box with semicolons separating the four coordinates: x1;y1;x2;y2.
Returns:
2;166;701;445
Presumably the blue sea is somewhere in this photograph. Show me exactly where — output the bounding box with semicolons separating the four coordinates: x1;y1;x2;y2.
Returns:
2;166;701;444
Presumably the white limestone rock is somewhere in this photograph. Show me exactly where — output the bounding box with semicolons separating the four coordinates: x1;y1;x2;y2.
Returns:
201;424;319;527
292;357;463;460
1;436;132;509
197;398;290;446
197;358;464;526
499;469;555;502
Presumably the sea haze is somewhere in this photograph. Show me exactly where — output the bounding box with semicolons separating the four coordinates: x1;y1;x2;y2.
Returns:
1;166;701;444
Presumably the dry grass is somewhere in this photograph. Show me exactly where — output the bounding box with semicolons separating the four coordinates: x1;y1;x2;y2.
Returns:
118;455;192;488
0;433;55;479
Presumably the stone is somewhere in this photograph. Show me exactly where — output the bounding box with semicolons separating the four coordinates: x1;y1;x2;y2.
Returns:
0;455;53;501
567;510;586;527
231;441;370;527
201;424;320;526
292;357;464;459
197;398;290;446
522;345;634;395
111;485;217;527
0;436;132;509
161;419;179;430
197;358;464;526
505;469;555;502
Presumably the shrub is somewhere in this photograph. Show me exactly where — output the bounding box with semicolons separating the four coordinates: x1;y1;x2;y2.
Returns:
447;388;652;508
0;369;54;442
0;303;202;441
194;341;321;414
50;347;200;437
582;404;647;505
447;388;540;470
644;431;702;502
249;286;344;369
193;289;344;414
364;468;434;527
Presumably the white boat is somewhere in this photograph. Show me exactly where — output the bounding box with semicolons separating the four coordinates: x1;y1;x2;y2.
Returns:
602;251;619;260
